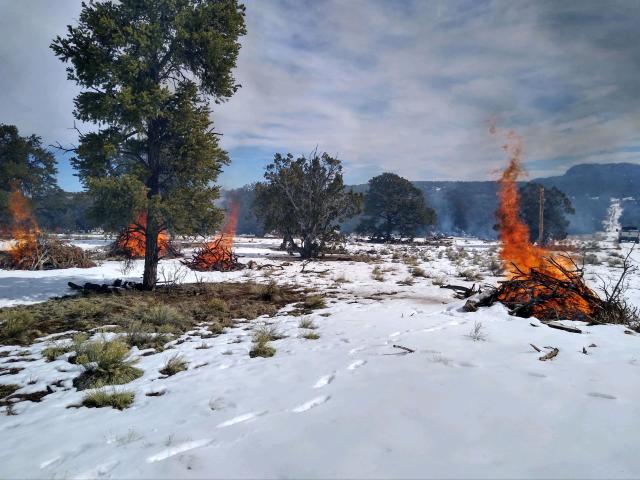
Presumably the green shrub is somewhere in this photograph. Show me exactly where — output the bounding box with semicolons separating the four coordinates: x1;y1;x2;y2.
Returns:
159;354;188;376
82;389;135;410
73;338;143;390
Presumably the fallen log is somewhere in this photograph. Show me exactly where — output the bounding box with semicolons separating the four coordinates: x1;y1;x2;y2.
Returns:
392;344;415;353
542;321;582;334
440;283;479;299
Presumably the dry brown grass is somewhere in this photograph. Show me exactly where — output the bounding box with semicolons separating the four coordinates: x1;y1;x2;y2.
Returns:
0;282;307;347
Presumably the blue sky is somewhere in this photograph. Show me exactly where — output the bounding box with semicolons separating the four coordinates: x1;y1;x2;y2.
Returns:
1;0;639;192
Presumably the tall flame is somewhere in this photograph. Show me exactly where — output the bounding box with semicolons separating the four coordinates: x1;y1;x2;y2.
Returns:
495;130;549;276
8;184;40;264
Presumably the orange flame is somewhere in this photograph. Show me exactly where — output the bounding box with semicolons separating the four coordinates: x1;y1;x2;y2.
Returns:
8;184;40;264
115;213;169;258
495;130;551;276
494;127;594;318
187;203;240;271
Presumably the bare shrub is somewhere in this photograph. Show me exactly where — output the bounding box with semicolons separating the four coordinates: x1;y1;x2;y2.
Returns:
467;321;486;341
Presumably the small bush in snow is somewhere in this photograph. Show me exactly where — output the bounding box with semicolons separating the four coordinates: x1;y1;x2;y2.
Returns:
253;324;285;343
410;266;428;278
42;342;73;362
303;295;327;310
257;280;282;301
249;337;276;358
160;354;188;376
301;331;320;340
397;276;415;286
432;275;446;286
125;321;171;351
468;321;486;341
298;318;317;329
582;253;600;265
458;268;484;282
82;389;135;410
371;266;385;282
73;338;143;390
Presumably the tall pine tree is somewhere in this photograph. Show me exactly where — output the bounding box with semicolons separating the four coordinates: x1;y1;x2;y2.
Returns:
51;0;246;289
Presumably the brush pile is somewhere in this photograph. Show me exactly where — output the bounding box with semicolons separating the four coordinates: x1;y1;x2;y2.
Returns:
1;234;95;270
183;234;244;272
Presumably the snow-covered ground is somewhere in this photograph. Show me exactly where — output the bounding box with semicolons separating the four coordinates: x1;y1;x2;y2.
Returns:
1;225;640;478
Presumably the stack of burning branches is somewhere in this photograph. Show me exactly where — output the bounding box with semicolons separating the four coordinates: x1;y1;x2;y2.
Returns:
109;213;180;259
183;203;244;272
467;126;639;331
0;186;94;270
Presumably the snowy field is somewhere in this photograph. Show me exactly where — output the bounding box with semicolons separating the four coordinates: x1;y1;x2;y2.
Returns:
1;223;639;477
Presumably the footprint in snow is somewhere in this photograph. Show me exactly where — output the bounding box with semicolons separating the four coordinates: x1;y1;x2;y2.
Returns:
216;411;267;428
588;392;617;400
347;359;366;370
292;395;331;412
146;439;213;463
349;347;365;355
313;373;335;388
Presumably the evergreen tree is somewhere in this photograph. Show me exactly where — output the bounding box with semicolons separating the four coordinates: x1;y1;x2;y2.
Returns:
51;0;246;289
254;152;362;258
357;173;436;241
519;182;575;243
0;124;58;231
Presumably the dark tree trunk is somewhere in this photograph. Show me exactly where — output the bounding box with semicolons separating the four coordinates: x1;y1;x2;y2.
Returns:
142;213;159;290
142;127;161;291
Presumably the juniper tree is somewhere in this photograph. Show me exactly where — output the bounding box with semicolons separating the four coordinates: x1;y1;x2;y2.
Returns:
0;124;58;231
254;152;362;258
357;173;436;241
519;182;575;243
51;0;246;289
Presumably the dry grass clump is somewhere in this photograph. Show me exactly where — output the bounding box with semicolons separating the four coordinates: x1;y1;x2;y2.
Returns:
256;280;282;301
0;282;308;348
298;318;317;329
582;253;600;265
303;295;327;310
72;338;143;390
371;265;385;282
124;321;172;351
467;321;486;341
253;324;285;343
249;340;275;358
397;276;415;286
402;256;420;267
82;389;134;410
301;331;320;340
0;310;36;345
334;274;350;284
159;354;188;376
410;266;428;278
42;342;74;361
140;305;189;332
458;268;484;282
0;384;19;399
432;275;447;286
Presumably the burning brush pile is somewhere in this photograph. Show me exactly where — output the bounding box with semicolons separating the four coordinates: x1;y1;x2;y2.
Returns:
110;213;179;259
0;187;94;270
472;130;638;329
183;203;244;272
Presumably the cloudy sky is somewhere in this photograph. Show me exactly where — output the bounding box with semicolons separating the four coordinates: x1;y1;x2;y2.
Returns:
1;0;639;191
